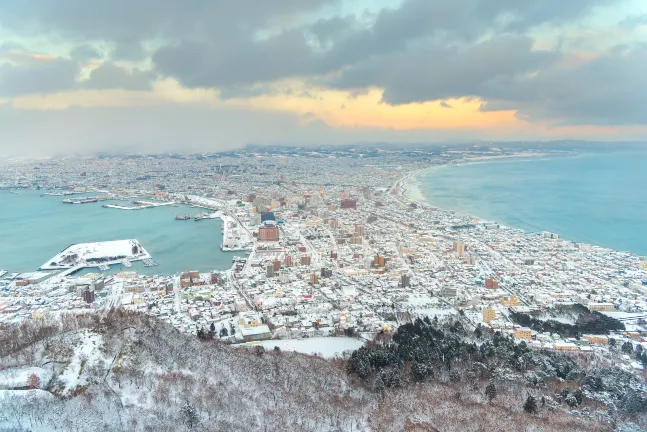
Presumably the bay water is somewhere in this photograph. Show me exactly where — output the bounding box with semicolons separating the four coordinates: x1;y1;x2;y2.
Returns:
409;151;647;256
0;191;236;275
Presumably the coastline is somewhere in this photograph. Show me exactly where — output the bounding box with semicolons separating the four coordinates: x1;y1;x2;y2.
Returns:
400;152;644;256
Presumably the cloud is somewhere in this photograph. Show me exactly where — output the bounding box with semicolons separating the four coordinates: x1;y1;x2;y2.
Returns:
0;58;155;96
85;63;154;91
0;59;78;97
70;45;102;62
480;45;647;125
330;36;559;104
0;0;645;142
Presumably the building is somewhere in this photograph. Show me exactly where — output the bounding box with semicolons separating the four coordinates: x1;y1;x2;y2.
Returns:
553;342;577;351
582;334;609;345
238;312;271;341
373;255;386;268
453;240;465;257
350;235;363;245
514;327;533;340
260;211;275;222
483;307;496;324
284;255;293;267
82;290;95;304
240;325;272;342
542;231;559;239
321;268;333;278
279;270;289;284
249;214;262;226
588;302;615;311
485;278;499;289
310;273;319;285
465;255;476;265
501;295;521;306
440;286;457;297
272;260;281;272
210;272;219;285
300;256;311;266
354;224;365;236
399;274;411;288
258;226;280;242
341;199;357;209
266;264;275;278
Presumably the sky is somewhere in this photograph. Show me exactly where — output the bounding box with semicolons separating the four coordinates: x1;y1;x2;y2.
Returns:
1;0;647;156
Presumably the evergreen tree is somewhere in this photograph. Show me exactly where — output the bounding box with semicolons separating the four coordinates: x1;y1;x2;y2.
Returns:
621;341;633;354
485;381;496;402
474;324;483;339
565;393;578;408
181;402;199;429
524;395;538;414
220;327;228;338
209;322;216;334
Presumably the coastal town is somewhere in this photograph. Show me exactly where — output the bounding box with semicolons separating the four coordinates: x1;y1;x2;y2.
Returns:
1;146;646;364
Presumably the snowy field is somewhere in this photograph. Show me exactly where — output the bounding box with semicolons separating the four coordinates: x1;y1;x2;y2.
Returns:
40;239;151;270
238;337;365;358
0;367;53;390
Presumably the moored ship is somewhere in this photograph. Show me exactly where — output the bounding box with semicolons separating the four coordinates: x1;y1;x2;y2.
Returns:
175;214;191;220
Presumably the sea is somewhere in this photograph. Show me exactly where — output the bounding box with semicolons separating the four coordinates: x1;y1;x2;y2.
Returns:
0;191;236;276
408;150;647;256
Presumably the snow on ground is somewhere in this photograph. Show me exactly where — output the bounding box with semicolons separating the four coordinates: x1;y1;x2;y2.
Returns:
414;308;458;318
40;239;151;269
237;337;365;358
405;294;438;307
56;331;104;394
0;367;53;389
0;389;55;401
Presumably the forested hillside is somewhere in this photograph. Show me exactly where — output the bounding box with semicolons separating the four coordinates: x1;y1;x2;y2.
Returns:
0;311;644;431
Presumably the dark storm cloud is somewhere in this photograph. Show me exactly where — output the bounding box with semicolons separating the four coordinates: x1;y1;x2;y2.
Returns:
0;0;641;126
0;59;154;96
480;45;647;125
0;59;77;97
151;0;612;89
330;36;559;104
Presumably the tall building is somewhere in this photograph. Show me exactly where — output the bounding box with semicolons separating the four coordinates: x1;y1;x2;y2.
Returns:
354;224;365;236
266;264;275;278
82;290;95;304
485;278;499;289
273;260;281;272
279;270;289;284
483;307;496;324
300;256;311;266
284;255;293;267
399;274;411;288
310;273;319;285
453;240;466;257
258;226;280;242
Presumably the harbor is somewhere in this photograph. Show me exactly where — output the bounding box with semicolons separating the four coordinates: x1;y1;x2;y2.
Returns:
0;191;237;276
